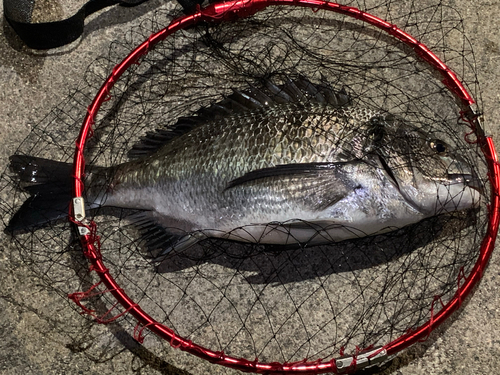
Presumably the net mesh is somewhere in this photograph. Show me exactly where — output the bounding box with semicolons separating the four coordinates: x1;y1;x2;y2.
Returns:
0;1;492;373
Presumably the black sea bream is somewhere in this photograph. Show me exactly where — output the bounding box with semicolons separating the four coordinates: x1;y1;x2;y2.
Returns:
6;78;482;257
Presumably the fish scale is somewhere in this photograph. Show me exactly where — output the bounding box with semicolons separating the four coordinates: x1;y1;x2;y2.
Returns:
106;103;373;209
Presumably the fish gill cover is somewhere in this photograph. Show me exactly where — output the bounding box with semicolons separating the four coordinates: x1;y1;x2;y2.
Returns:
0;0;495;373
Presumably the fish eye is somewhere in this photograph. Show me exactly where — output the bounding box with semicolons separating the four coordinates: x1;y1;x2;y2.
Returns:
429;139;447;155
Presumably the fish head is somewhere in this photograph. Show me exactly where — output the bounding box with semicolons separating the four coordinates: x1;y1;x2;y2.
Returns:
370;115;483;215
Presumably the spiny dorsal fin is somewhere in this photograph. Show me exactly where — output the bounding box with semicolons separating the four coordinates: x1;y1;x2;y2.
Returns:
128;76;351;159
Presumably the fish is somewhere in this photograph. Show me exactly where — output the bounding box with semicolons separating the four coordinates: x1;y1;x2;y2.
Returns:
5;76;482;258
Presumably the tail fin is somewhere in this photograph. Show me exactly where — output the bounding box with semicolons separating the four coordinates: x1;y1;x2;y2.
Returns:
5;155;74;234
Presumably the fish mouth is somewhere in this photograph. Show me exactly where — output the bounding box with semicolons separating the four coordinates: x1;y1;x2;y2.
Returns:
447;173;484;194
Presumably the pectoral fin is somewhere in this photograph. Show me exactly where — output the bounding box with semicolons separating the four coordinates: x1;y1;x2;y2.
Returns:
226;162;361;211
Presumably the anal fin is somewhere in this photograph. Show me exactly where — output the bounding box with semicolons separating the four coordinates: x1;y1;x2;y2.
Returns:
128;212;206;262
152;233;206;262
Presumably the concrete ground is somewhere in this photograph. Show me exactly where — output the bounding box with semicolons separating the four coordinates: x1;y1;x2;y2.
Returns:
0;1;499;374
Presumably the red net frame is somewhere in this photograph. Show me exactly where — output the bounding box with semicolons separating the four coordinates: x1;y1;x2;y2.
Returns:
69;0;500;373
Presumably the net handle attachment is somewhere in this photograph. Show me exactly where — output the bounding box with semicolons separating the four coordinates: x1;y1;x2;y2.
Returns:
70;1;500;373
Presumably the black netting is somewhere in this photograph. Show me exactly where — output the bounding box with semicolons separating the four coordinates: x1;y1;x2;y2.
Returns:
0;1;492;373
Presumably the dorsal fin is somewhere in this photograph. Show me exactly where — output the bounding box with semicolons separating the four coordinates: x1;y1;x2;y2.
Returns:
127;117;205;159
128;76;351;159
